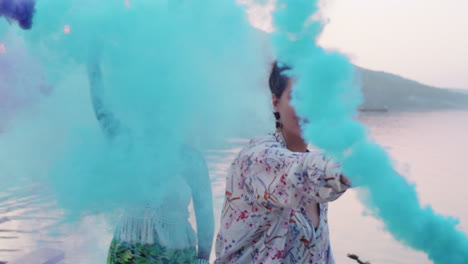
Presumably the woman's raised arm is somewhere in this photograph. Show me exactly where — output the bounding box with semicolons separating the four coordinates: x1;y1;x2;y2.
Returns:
86;59;123;138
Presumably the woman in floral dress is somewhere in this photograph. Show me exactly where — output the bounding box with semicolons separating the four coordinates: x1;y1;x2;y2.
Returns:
215;62;351;264
87;59;214;264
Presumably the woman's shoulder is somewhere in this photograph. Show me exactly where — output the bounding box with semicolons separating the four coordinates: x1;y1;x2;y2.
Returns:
179;145;206;165
236;133;284;159
248;133;277;146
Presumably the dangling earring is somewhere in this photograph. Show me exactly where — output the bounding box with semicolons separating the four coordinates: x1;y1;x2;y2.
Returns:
274;112;282;131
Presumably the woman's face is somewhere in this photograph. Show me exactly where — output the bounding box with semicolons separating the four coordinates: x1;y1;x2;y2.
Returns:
272;79;302;138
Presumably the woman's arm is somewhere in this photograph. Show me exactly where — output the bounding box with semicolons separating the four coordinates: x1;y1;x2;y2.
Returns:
183;148;214;261
86;59;122;138
240;142;349;209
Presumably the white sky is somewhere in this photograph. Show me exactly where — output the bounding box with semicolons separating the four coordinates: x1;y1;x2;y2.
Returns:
246;0;468;89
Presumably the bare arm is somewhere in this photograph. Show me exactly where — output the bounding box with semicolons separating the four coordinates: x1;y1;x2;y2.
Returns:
183;147;214;261
86;59;123;138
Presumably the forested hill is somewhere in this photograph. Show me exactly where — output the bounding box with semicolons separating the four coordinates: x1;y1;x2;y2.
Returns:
358;67;468;111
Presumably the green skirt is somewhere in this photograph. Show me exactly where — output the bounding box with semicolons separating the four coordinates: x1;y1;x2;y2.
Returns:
107;239;197;264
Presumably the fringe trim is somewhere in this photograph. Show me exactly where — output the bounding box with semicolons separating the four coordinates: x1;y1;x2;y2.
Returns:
115;215;196;249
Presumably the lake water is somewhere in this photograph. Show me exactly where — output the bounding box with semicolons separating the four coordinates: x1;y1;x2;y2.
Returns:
1;110;467;264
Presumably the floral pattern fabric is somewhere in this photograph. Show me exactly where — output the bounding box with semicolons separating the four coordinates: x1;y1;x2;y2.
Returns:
107;239;196;264
215;132;348;264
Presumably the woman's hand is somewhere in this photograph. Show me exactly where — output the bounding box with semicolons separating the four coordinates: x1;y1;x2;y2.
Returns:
340;175;352;188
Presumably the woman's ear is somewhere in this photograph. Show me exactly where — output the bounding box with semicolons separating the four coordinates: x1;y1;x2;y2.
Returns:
272;94;280;112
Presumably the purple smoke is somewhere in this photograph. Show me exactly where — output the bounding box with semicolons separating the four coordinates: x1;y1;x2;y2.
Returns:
0;0;36;30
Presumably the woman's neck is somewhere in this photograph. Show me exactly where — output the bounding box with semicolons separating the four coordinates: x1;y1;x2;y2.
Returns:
281;129;307;152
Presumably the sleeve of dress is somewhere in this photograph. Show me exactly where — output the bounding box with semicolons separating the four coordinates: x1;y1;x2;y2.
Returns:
242;142;349;208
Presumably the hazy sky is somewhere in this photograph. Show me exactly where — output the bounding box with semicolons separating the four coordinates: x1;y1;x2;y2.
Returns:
247;0;468;89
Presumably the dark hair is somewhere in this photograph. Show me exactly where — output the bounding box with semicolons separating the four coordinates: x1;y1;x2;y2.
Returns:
269;61;291;129
268;61;291;99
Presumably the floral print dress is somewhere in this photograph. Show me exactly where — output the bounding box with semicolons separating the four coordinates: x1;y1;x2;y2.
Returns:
215;132;349;264
107;147;213;264
107;176;197;264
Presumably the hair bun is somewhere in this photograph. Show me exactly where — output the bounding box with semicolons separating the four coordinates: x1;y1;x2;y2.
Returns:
268;61;291;98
